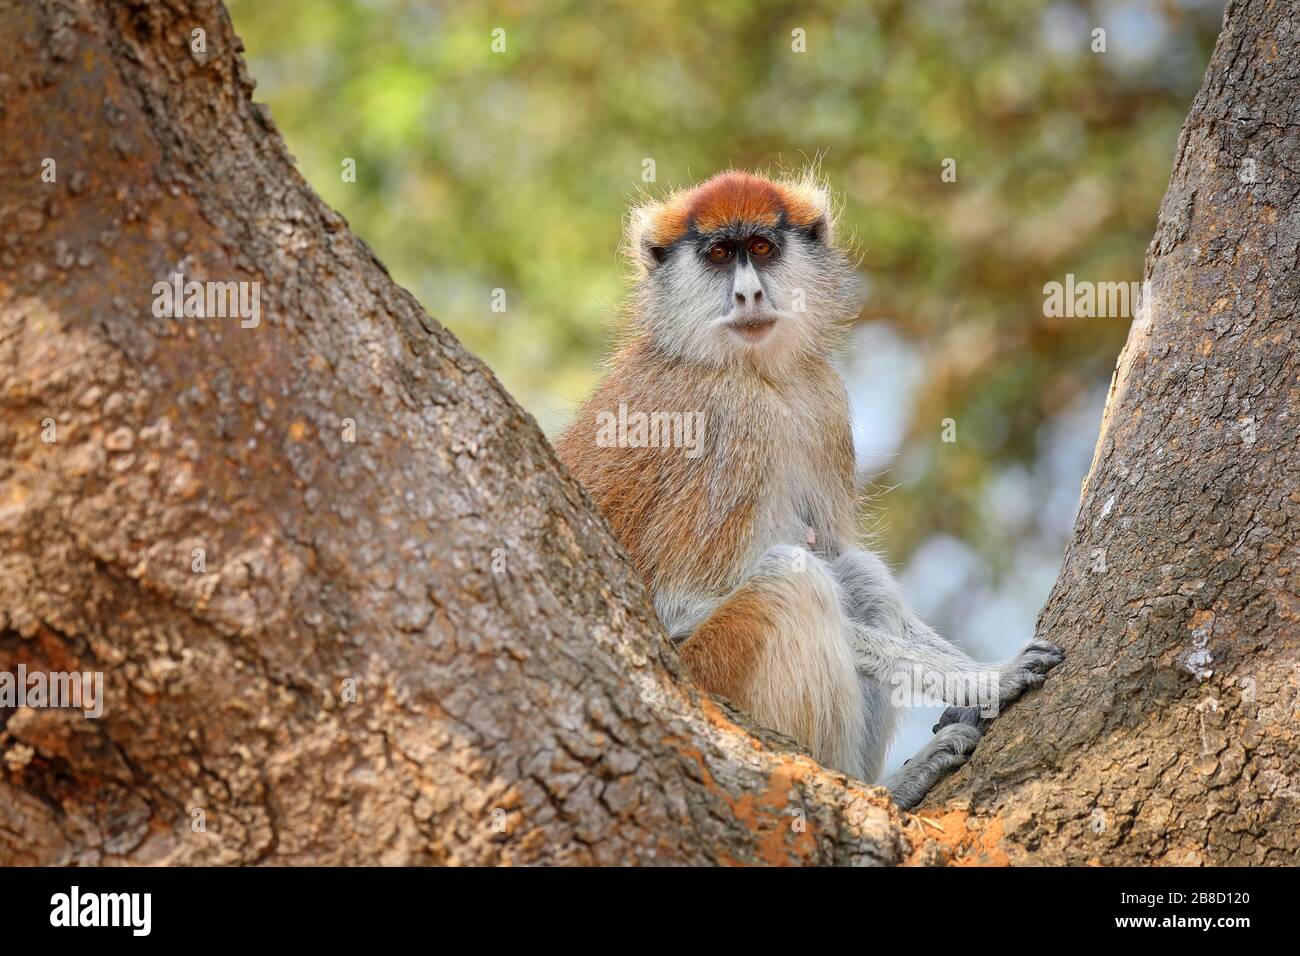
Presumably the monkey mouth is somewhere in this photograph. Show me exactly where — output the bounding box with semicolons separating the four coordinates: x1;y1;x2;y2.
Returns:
725;315;778;342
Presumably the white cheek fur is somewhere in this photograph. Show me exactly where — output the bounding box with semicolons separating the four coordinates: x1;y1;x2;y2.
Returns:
635;236;856;377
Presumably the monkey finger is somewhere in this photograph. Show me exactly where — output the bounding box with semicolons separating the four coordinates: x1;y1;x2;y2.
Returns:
933;704;984;734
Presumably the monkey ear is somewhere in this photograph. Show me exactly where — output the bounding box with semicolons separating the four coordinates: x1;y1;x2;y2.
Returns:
802;216;830;245
626;204;670;273
626;201;681;273
635;238;668;273
781;171;837;246
800;188;835;246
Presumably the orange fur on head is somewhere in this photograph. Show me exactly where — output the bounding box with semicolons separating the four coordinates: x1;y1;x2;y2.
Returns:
628;169;835;265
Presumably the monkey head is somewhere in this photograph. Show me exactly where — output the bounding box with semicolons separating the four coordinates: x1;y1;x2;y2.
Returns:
625;170;860;375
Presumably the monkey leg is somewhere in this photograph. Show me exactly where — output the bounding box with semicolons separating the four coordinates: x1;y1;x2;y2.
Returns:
882;713;983;811
678;545;872;780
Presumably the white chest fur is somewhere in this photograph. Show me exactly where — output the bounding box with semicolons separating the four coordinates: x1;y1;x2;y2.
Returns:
745;375;851;566
653;368;854;639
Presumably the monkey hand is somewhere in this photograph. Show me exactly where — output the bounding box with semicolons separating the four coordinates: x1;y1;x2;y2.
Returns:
932;704;984;734
933;640;1063;732
995;638;1065;705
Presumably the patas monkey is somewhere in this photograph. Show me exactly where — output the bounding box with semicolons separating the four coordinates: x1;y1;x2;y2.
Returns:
557;170;1063;808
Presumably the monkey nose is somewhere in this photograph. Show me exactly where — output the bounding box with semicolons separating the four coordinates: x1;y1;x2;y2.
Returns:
735;288;763;306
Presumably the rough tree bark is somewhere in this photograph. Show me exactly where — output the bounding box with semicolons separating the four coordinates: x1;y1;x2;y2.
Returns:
0;0;1293;866
0;0;917;866
921;0;1300;865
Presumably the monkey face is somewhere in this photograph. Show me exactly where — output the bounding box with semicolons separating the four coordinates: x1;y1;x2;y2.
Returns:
627;171;860;375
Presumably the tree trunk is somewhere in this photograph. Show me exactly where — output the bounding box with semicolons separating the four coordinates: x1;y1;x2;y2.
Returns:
0;0;916;866
921;0;1300;865
0;0;1293;866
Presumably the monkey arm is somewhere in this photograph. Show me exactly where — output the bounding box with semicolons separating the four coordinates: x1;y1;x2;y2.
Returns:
831;549;1063;714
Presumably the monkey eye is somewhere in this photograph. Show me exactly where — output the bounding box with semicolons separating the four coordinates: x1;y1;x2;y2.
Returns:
748;237;774;259
706;242;734;264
